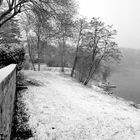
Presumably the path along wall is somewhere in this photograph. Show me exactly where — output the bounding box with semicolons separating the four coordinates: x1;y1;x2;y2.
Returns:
0;64;16;140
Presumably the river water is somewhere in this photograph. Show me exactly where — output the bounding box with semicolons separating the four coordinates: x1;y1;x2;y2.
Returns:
109;68;140;104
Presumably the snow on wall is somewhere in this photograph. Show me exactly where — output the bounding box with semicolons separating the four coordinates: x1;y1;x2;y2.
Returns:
0;64;16;140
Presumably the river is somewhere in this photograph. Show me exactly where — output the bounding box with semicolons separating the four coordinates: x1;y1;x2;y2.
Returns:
109;67;140;104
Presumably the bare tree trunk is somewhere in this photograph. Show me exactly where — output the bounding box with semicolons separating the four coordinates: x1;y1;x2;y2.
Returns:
83;64;94;85
37;34;41;71
84;54;105;85
83;49;96;85
28;44;36;71
26;32;36;71
71;56;78;77
45;44;48;65
83;28;98;85
83;69;94;85
71;21;83;77
71;41;80;77
0;0;25;28
61;36;65;72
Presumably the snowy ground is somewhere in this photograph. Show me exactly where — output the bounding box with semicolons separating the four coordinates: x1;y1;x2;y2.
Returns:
23;70;140;140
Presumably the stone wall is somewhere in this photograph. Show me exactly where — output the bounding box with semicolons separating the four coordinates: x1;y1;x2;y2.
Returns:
0;64;16;140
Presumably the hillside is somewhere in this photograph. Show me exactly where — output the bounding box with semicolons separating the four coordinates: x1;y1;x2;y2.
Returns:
22;70;140;140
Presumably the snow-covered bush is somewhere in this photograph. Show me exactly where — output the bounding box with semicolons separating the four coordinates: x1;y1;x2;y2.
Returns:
0;45;25;71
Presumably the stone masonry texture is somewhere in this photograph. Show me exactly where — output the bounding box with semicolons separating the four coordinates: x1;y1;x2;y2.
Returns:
0;64;16;140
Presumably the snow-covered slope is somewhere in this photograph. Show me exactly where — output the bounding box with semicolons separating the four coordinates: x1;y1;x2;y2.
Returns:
23;70;140;140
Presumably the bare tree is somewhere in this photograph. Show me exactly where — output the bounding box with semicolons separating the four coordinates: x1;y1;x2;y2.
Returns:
30;0;77;71
79;18;121;85
0;0;77;27
56;11;75;72
27;36;36;71
20;17;36;70
71;18;88;77
0;0;29;27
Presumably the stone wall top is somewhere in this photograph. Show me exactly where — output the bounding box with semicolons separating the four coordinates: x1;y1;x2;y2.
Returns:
0;64;17;84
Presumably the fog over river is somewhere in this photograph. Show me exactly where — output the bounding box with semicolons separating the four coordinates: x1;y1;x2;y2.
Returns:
109;67;140;104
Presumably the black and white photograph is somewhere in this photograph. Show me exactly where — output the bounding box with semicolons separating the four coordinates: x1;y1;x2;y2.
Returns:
0;0;140;139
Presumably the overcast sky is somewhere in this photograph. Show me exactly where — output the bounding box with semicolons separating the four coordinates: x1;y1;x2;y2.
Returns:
77;0;140;49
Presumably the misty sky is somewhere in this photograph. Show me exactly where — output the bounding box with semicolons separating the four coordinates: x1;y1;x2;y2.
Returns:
78;0;140;49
